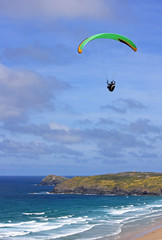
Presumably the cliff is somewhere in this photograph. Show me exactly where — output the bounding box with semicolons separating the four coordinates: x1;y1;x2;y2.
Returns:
51;172;162;195
39;175;69;186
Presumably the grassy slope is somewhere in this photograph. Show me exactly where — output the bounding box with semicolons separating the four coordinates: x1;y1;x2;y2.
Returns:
53;172;162;195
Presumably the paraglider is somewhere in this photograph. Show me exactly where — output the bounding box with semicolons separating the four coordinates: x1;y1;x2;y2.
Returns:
78;33;137;92
107;80;115;92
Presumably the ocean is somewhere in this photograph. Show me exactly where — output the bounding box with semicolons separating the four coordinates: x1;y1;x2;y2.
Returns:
0;176;162;240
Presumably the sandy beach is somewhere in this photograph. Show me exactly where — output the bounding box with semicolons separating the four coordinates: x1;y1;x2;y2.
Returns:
117;222;162;240
129;224;162;240
135;226;162;240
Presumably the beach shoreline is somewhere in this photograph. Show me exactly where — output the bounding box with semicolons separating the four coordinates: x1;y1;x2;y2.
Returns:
118;220;162;240
134;225;162;240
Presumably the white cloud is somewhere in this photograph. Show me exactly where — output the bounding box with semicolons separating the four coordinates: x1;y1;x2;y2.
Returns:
49;122;69;131
0;0;109;20
0;64;69;122
0;139;80;157
3;122;84;144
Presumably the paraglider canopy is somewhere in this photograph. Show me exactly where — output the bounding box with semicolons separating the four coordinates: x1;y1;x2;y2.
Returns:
78;33;137;93
78;33;137;53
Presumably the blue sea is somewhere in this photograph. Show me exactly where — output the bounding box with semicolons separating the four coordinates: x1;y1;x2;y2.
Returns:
0;176;162;240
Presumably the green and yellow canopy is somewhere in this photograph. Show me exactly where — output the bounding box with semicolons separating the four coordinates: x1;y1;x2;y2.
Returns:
78;33;137;53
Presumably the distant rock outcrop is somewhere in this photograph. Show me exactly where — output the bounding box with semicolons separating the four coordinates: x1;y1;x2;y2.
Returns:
39;175;69;186
51;172;162;196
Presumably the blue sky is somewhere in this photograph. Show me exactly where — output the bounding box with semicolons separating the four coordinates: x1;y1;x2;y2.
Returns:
0;0;162;176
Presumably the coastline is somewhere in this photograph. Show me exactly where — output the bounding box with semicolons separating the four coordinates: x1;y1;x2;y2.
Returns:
134;225;162;240
116;219;162;240
1;176;162;240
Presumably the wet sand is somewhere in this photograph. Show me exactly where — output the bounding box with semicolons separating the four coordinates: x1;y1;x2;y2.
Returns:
134;225;162;240
115;221;162;240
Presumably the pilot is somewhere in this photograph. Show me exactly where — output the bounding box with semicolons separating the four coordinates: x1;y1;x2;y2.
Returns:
107;80;115;92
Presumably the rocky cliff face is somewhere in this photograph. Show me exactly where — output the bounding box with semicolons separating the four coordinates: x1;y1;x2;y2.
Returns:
39;175;69;186
51;172;162;196
53;185;161;195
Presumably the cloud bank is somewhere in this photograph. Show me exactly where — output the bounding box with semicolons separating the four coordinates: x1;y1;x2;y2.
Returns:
0;64;70;122
101;98;146;114
0;0;109;20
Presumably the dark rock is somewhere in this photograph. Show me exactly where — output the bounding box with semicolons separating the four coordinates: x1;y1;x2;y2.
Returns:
39;175;69;186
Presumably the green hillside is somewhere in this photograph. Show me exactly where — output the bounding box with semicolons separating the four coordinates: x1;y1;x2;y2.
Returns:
51;172;162;195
